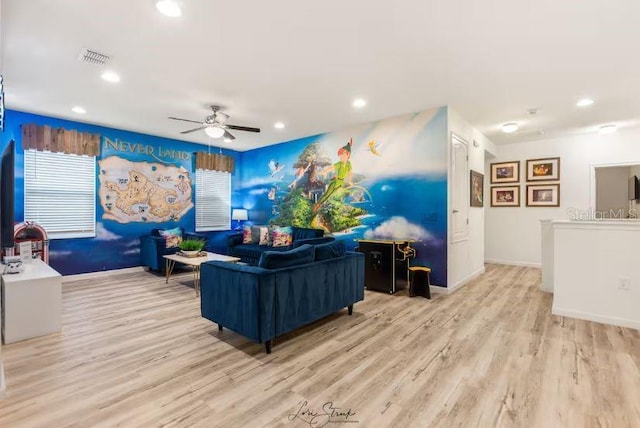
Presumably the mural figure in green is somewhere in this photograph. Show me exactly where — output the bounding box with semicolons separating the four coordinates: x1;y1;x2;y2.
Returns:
314;139;353;212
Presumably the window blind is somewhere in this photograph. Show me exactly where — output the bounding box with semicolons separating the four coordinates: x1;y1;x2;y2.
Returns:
24;150;96;239
195;168;231;231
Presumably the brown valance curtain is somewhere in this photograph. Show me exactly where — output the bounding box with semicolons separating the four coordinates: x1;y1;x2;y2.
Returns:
195;151;234;173
21;124;101;156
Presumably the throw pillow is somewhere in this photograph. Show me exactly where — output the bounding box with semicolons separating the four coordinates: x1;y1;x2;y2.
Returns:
251;225;270;245
271;226;293;247
314;240;346;261
242;226;253;244
159;227;182;249
258;244;316;269
257;227;270;245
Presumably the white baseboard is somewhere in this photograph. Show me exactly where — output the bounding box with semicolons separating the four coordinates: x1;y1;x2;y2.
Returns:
553;307;640;331
445;266;486;294
484;258;541;268
63;266;146;282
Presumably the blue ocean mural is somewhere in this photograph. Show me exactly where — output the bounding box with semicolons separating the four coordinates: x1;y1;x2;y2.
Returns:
2;109;239;275
237;107;449;286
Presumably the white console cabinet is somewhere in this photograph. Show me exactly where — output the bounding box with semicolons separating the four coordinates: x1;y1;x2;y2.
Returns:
1;259;62;344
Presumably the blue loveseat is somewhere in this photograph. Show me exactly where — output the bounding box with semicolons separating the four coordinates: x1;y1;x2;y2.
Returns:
227;226;334;265
200;241;365;353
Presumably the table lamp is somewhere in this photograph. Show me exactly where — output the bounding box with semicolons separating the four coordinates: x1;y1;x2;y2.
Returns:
231;209;248;230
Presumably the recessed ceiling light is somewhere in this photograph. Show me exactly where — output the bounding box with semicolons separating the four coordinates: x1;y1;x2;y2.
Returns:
101;71;120;83
598;124;617;135
576;98;594;107
502;122;519;133
223;138;232;143
71;106;86;114
274;122;285;129
352;98;367;108
156;0;182;17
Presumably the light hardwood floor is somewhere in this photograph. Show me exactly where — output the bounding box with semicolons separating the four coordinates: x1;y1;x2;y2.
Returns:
0;264;639;427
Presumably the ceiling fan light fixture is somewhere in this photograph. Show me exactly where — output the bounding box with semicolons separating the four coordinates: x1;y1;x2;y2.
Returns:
156;0;182;17
204;125;225;138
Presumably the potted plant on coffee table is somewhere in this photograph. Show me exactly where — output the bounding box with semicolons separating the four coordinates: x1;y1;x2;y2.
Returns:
179;238;206;257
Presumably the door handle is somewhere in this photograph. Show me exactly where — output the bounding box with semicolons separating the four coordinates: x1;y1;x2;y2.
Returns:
452;210;459;213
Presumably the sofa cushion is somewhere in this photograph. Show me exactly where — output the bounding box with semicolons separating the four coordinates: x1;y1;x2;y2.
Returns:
242;226;253;244
292;227;324;241
271;226;293;247
158;227;182;248
258;244;315;269
314;240;346;261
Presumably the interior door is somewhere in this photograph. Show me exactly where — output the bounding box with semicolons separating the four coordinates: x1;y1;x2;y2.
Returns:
450;134;469;243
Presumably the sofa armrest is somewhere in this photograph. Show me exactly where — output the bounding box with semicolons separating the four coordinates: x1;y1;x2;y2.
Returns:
227;232;243;251
293;236;335;248
200;261;276;343
140;235;170;271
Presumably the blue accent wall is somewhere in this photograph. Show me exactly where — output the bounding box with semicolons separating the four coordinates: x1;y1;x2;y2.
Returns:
237;107;449;286
1;109;240;275
2;107;449;285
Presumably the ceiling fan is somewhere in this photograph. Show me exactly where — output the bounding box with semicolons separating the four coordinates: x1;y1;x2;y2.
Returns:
169;105;260;140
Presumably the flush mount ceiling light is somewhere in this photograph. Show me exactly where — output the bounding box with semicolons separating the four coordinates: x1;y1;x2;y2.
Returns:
71;106;86;114
576;98;594;107
598;124;617;135
101;71;120;83
156;0;182;17
352;98;367;108
204;126;225;138
502;122;519;133
274;122;285;129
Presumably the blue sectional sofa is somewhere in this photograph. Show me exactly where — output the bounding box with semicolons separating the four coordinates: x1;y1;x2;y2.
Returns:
200;241;365;353
226;226;334;265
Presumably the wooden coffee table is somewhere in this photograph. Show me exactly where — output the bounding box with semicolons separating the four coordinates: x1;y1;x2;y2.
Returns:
163;252;241;296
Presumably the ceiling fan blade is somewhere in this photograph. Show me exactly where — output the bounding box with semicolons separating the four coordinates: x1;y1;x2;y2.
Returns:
169;116;202;124
223;130;236;140
180;126;207;134
226;124;261;133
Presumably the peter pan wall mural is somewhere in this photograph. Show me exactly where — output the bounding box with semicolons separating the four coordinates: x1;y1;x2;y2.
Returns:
238;106;449;286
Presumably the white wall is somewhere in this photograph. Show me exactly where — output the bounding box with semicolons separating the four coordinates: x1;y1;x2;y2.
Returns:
485;127;640;266
595;166;630;218
552;220;640;330
447;107;497;289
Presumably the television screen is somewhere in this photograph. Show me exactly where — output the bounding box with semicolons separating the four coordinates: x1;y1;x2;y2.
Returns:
0;139;15;249
629;175;639;201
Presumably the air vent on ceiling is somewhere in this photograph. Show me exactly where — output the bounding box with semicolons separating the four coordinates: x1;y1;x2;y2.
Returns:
77;48;110;65
516;129;545;137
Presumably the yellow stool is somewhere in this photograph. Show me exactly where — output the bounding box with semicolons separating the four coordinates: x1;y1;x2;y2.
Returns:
409;266;431;299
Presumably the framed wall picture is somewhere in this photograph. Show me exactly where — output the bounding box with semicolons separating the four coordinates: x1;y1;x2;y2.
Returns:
490;161;520;184
526;157;560;181
526;184;560;207
491;186;520;207
470;170;484;207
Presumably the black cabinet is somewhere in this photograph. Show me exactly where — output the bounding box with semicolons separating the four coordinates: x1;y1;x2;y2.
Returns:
356;239;415;294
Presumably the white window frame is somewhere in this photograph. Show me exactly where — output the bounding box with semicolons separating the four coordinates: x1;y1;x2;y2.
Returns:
195;168;231;232
24;149;96;239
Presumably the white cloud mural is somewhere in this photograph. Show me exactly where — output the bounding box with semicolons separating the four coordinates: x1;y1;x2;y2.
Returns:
364;216;433;241
95;222;122;241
